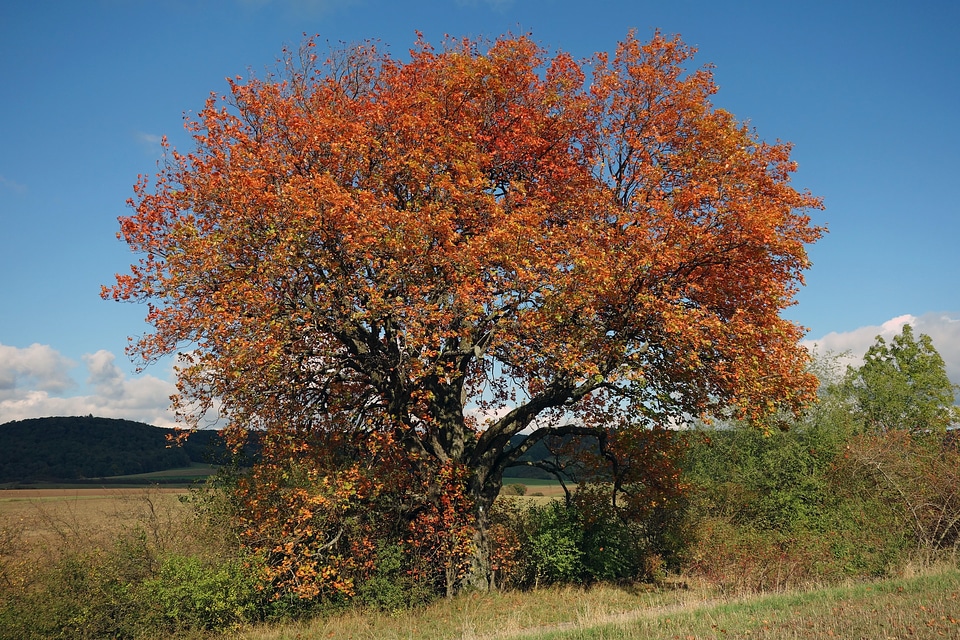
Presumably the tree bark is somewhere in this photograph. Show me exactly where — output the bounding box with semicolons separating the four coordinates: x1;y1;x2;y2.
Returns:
465;502;493;591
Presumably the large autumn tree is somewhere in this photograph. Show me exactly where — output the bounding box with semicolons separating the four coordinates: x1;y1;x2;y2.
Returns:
105;31;823;589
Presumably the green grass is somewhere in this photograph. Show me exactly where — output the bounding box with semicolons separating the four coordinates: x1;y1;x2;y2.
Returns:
516;568;960;639
0;463;219;489
102;462;218;481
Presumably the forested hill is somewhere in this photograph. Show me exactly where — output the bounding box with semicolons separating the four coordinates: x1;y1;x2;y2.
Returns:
0;415;561;483
0;416;233;482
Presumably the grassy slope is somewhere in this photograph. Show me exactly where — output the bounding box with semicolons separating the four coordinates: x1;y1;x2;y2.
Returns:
238;566;960;640
532;569;960;639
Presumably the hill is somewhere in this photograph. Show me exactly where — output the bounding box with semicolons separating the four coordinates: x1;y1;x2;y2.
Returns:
0;415;561;484
0;416;234;483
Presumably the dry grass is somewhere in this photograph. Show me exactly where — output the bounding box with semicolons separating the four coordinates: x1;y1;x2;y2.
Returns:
3;487;958;640
0;487;192;576
238;582;702;640
235;568;960;640
523;566;960;639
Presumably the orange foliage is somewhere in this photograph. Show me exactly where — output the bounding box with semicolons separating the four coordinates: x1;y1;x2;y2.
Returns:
403;462;476;596
105;31;823;592
231;433;384;599
232;430;476;600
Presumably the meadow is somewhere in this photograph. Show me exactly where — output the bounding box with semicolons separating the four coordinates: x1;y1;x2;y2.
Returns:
2;484;958;639
238;567;960;639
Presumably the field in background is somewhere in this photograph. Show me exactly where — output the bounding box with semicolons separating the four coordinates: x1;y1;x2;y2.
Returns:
0;487;191;559
501;477;570;499
2;466;552;491
0;482;561;569
104;463;219;481
0;463;219;490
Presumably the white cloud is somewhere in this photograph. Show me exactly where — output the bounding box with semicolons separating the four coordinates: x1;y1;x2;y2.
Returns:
0;343;77;397
134;132;163;145
133;131;165;156
84;350;125;397
0;344;178;428
5;314;956;431
804;312;960;386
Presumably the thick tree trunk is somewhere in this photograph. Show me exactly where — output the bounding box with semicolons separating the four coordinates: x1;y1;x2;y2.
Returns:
461;466;503;592
465;506;493;591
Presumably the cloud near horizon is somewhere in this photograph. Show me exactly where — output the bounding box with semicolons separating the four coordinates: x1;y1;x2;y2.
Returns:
803;312;960;386
0;343;77;396
0;344;178;428
3;313;958;428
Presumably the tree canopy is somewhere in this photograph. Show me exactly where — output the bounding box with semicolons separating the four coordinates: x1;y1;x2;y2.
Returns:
844;324;960;435
105;31;823;590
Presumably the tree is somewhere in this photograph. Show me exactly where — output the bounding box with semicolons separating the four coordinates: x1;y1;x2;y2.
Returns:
104;31;823;591
844;324;960;435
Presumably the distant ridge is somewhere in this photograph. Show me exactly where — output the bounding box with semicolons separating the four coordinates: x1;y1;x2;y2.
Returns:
0;416;234;483
0;416;564;484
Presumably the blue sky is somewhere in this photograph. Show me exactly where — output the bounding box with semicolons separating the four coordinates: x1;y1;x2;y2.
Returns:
1;0;958;427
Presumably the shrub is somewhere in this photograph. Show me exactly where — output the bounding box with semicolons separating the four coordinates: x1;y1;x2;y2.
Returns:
684;425;837;534
0;543;146;640
489;486;666;589
681;411;923;591
0;487;274;639
506;483;527;496
0;515;31;599
526;500;584;586
572;485;646;582
835;430;959;553
355;543;435;612
141;554;264;632
684;516;833;594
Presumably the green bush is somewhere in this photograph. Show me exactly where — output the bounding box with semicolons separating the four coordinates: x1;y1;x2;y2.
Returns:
490;488;658;589
526;501;584;585
141;554;264;632
684;424;838;534
571;485;646;582
0;491;272;640
0;544;146;640
681;409;919;590
355;543;435;612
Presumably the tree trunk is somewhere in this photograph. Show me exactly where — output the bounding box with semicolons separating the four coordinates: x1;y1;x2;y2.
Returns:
461;466;503;592
465;506;493;591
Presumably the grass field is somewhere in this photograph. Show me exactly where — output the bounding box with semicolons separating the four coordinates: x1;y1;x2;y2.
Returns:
0;487;191;558
0;462;220;490
2;487;958;639
105;462;219;481
237;567;960;639
501;477;571;501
